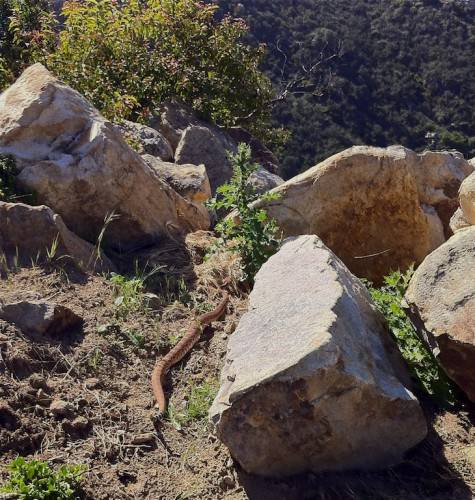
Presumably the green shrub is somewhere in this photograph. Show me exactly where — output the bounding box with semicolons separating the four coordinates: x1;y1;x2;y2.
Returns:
0;457;86;500
0;0;55;90
44;0;274;132
207;143;281;282
365;269;455;404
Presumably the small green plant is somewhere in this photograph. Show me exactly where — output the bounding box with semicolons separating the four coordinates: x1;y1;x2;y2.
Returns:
365;268;455;404
207;144;281;281
89;211;120;269
166;380;218;429
45;234;60;263
0;457;86;500
109;265;162;318
87;347;103;371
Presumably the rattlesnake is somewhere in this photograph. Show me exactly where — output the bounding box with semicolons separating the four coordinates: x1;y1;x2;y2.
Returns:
151;293;230;414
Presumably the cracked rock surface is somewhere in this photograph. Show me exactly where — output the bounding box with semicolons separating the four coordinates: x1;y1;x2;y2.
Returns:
211;235;427;477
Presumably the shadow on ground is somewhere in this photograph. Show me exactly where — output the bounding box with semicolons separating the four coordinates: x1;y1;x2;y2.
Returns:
236;397;475;500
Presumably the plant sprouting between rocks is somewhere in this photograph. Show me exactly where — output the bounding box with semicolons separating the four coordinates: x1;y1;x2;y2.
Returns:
365;268;456;405
207;143;281;282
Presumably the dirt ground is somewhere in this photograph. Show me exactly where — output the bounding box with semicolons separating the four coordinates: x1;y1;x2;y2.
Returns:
0;233;474;500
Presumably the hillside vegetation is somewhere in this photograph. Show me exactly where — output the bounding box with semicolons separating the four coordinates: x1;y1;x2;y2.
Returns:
216;0;475;177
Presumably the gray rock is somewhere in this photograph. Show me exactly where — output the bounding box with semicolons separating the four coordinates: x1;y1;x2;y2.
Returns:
0;201;114;273
175;125;237;194
50;399;75;418
117;120;173;161
150;100;202;151
142;154;211;203
0;300;83;336
405;227;475;402
249;167;284;194
210;235;426;477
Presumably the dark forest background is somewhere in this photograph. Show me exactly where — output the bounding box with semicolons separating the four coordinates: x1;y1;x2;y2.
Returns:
215;0;475;178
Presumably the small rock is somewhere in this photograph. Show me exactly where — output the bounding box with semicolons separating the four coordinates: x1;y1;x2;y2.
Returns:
84;378;101;390
0;300;83;337
218;475;235;490
50;400;75;419
62;416;91;437
131;433;156;446
29;374;51;392
36;389;52;407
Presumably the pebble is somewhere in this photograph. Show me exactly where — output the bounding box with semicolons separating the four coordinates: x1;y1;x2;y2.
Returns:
84;378;101;390
29;374;51;392
50;400;75;418
218;475;236;490
36;389;52;407
62;416;91;435
131;433;156;445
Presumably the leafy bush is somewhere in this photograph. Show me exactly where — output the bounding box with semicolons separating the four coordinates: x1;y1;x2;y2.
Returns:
0;0;54;90
365;269;455;404
207;143;281;281
44;0;274;131
0;457;86;500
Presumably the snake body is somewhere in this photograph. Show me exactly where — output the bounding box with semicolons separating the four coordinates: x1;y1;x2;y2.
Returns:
151;293;230;413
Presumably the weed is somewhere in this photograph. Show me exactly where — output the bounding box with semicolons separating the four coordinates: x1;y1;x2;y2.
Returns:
365;268;456;404
166;380;218;429
45;234;60;263
89;211;120;269
156;274;191;306
0;457;86;500
207;144;281;282
87;347;103;371
97;323;145;350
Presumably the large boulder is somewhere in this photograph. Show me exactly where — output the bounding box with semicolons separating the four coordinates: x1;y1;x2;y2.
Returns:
0;64;209;251
142;155;211;203
175;125;237;193
116;120;173;161
210;235;427;477
459;171;475;225
405;227;475;402
0;202;114;273
257;146;473;283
